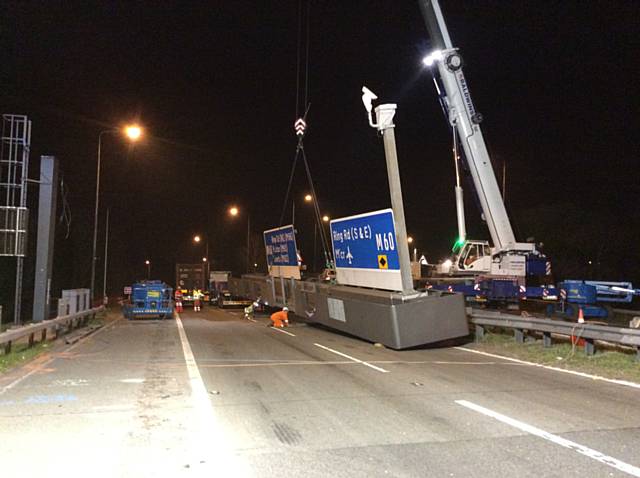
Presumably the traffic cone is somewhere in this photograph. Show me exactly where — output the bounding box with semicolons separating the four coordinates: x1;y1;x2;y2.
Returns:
572;307;586;346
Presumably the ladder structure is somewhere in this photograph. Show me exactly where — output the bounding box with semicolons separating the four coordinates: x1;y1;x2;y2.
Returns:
1;114;32;324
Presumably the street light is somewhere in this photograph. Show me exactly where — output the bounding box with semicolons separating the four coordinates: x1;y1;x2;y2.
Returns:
125;125;142;141
407;236;414;244
322;215;330;223
193;234;209;282
90;123;144;303
229;206;250;273
145;260;150;279
304;194;313;202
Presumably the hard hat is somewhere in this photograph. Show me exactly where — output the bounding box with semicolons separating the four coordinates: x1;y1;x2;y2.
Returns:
283;306;289;311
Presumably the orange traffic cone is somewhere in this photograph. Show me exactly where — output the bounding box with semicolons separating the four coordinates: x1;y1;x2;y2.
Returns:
571;307;586;346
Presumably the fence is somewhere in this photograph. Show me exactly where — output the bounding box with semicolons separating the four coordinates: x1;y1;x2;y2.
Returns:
470;310;640;360
0;306;103;355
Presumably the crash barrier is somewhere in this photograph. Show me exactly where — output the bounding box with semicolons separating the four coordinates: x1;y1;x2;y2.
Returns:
230;274;469;349
470;310;640;360
0;306;104;355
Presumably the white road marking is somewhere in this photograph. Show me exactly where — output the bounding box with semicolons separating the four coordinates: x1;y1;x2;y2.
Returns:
456;399;640;477
314;343;389;373
0;318;120;397
271;327;296;337
175;313;250;476
456;346;640;390
120;378;145;384
52;378;89;386
246;317;257;323
199;360;355;368
175;313;214;413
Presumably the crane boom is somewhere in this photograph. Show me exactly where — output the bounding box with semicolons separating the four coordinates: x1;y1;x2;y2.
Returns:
418;0;533;254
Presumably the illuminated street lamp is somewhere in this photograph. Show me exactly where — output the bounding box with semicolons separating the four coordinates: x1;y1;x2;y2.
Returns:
304;194;313;202
125;125;142;141
229;206;250;273
407;236;414;244
90;123;144;303
145;260;150;279
322;215;330;223
193;234;209;280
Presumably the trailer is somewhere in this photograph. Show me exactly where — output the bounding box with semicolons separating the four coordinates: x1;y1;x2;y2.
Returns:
210;271;252;308
175;263;206;307
546;280;640;320
123;281;174;320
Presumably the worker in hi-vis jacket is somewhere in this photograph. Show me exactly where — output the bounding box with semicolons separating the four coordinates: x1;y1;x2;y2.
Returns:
270;307;289;328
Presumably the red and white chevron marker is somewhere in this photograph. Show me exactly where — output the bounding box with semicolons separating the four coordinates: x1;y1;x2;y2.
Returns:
294;118;306;136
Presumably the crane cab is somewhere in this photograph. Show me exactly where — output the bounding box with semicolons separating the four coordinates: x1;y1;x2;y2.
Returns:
456;240;492;273
437;239;492;275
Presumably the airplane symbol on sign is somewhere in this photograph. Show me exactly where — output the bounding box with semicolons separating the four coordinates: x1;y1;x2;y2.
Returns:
346;246;353;265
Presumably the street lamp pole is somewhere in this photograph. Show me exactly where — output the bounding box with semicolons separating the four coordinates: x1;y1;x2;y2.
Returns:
246;214;251;273
90;125;142;303
102;208;110;304
90;129;115;304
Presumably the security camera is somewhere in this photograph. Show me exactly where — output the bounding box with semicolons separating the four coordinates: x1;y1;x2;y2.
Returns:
361;86;378;114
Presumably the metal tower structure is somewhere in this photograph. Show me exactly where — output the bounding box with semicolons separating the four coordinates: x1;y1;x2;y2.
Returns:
1;114;32;324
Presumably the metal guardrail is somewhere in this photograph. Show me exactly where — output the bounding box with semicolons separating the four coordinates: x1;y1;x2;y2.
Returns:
0;306;103;354
613;308;640;317
470;310;640;360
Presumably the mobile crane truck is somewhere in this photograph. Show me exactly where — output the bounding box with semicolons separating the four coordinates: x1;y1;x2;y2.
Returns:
417;0;640;318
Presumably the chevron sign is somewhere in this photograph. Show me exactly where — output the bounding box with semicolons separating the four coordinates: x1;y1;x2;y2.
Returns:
294;118;306;136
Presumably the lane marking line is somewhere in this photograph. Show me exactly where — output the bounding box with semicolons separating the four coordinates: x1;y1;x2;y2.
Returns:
455;346;640;390
271;327;296;337
455;399;640;477
314;343;389;373
175;314;213;411
0;317;121;397
175;313;250;475
199;360;356;368
246;317;257;323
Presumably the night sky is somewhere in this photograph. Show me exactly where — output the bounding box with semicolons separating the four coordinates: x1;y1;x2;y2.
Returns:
1;1;638;314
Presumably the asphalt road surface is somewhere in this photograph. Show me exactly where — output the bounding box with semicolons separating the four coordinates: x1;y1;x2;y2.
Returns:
1;306;639;477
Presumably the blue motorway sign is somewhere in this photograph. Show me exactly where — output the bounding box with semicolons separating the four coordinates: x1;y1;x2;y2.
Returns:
263;225;299;267
330;209;400;271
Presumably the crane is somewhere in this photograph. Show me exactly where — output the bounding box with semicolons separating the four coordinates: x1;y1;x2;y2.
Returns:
418;0;547;279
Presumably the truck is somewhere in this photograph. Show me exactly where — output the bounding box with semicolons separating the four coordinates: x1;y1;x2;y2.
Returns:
123;281;174;320
210;270;252;308
175;263;206;307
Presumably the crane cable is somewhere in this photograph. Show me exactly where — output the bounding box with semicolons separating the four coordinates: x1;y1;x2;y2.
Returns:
278;0;332;267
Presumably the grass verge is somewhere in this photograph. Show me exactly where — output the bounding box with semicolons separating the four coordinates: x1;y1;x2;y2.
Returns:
472;330;640;383
0;306;118;375
0;341;50;374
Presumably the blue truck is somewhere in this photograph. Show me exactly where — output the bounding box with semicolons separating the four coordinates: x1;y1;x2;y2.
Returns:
123;281;174;320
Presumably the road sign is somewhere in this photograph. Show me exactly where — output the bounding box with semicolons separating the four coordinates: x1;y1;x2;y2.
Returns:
263;224;301;280
330;209;403;291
